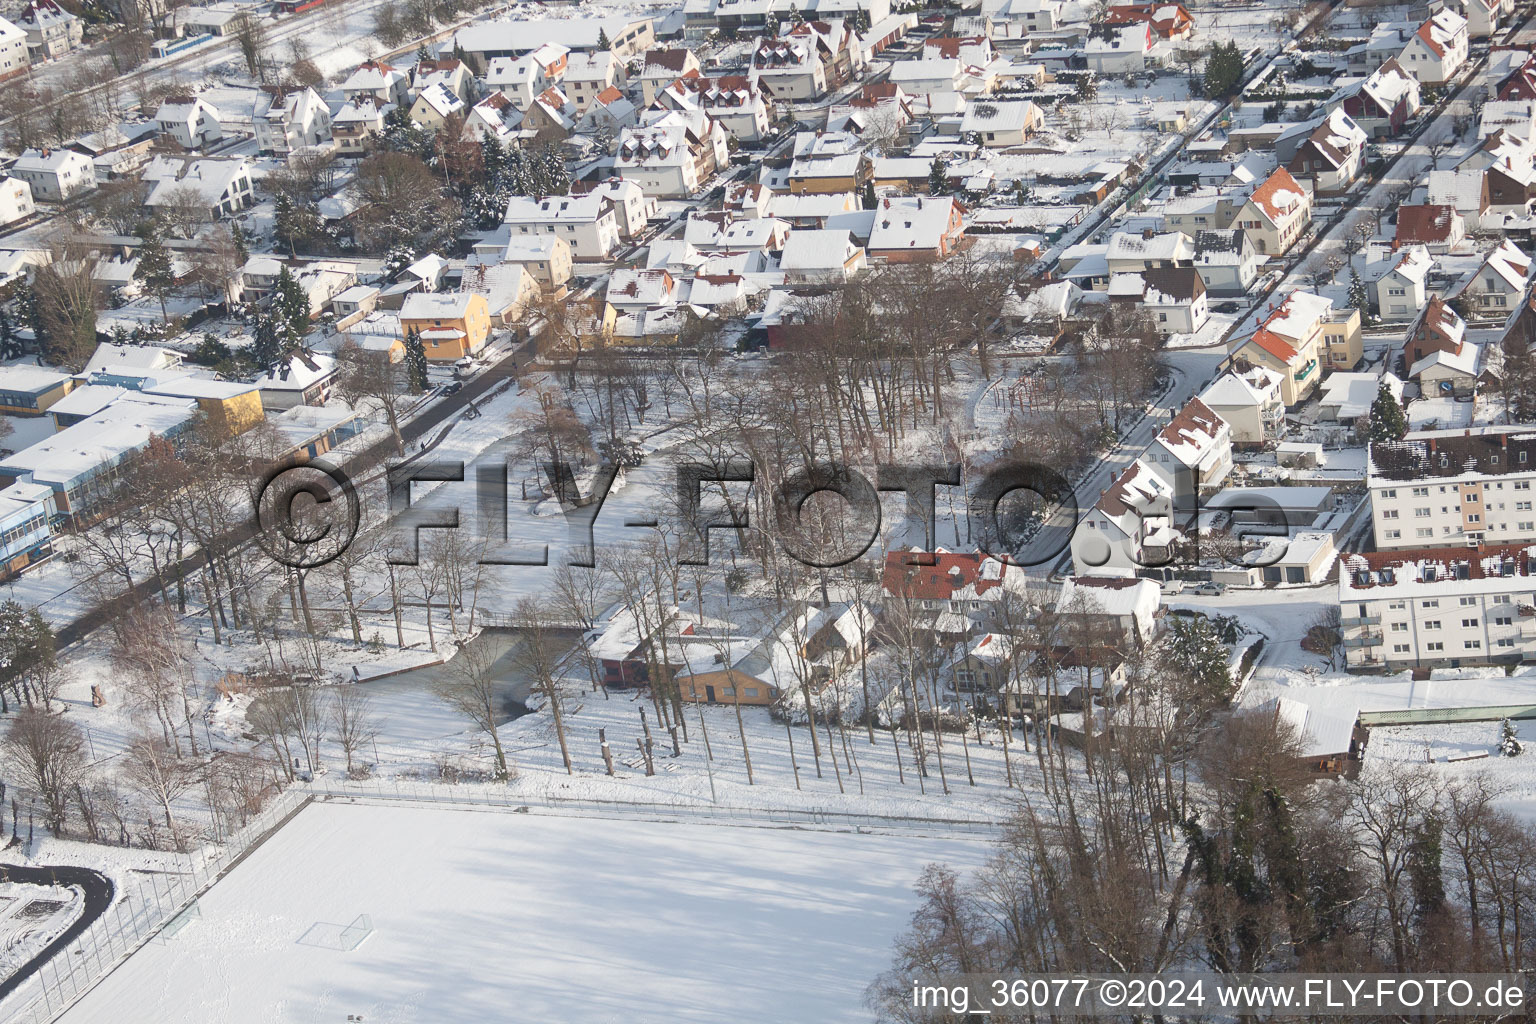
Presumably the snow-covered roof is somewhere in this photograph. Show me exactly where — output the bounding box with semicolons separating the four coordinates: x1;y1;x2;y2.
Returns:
400;291;478;320
1199;366;1282;408
867;196;959;252
779;228;860;270
1319;371;1402;419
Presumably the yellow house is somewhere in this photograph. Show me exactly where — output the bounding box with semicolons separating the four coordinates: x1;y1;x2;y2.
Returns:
407;82;465;131
1320;307;1363;371
144;379;266;437
400;292;491;362
0;368;75;416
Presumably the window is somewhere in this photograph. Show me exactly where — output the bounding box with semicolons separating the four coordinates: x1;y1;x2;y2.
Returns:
1469;514;1481;524
742;687;759;697
1394;644;1411;653
1416;528;1434;537
1412;487;1430;497
1382;509;1399;519
720;686;735;697
1424;620;1441;629
1423;600;1439;608
1461;597;1477;605
1388;601;1406;610
1380;489;1397;499
1522;522;1534;531
1462;618;1479;628
1415;507;1431;517
1465;640;1482;650
1497;638;1516;648
1495;616;1513;626
1517;502;1531;511
1467;493;1481;503
1391;622;1408;632
1386;529;1401;539
1427;642;1444;652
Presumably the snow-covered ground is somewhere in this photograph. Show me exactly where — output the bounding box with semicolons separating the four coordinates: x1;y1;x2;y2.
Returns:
55;800;990;1024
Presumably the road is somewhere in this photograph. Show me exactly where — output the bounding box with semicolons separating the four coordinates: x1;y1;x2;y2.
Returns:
0;864;114;1004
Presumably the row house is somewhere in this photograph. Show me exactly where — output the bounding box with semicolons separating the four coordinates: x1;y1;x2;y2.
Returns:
614;109;729;197
657;71;775;143
826;81;912;138
452;15;655;72
787;131;873;193
410;58;475;105
1367;426;1536;549
1338;545;1536;670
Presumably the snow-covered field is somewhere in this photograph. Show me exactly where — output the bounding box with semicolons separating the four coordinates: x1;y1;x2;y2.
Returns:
56;800;989;1024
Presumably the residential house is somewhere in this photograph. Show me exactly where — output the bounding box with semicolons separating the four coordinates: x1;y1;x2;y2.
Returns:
1231;290;1358;404
561;51;624;112
1109;267;1209;336
674;601;873;706
1496;52;1536;100
10;148;94;202
253;86;331;158
1374;244;1433;320
657;71;775;143
946;632;1026;693
399;291;492;361
1105;1;1193;40
253;351;337;411
461;257;539;326
0;176;35;227
1394;203;1467;253
576;87;639;142
485;53;558;110
960;99;1044;148
752;35;828;100
768;191;858;227
1192;228;1261;296
332;96;393;155
974;0;1062;39
340;60;410;106
1083;22;1151;75
452;16;655;73
1404;294;1478;390
866;195;966;262
1072;460;1176;577
1458;239;1531;317
605;268;676;317
1426;166;1491;231
16;0;79;61
1337;58;1421;138
1368;426;1536;550
154;96;223;150
1055;575;1161;645
1198;366;1285;446
480;234;571;293
521;86;578;139
504;192;622;260
144;157;254;220
638;47;700;104
1234;167;1312;256
1338;545;1536;669
409;81;467;130
1105;230;1194;275
826;81;911;139
887;57;963;99
922;35;995;65
1141;396;1233;509
779;228;866;284
410;58;474;104
581;178;656;240
463;92;522;142
615;110;728;197
1463;0;1503;40
787;131;873;193
1286;109;1368;195
0;16;27;82
880;548;1033;621
1398;9;1468;85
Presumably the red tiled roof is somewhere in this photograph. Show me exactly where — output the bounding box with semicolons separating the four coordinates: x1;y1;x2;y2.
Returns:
1243;327;1300;363
881;550;1015;600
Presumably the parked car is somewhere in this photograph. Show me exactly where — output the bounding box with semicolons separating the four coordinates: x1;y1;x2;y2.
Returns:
1160;579;1185;595
1193;582;1226;596
1212;301;1240;314
442;380;463;396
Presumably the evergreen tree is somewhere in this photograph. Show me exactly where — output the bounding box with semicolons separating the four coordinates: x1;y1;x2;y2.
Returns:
597;27;611;50
191;331;233;368
1348;266;1371;319
272;266;311;347
405;326;429;393
133;223;176;321
1406;811;1447;926
110;324;132;347
1499;719;1523;756
416;43;431;64
1368;381;1407;443
15;281;43;350
0;307;17;360
862;179;877;209
273;192;322;255
1203;41;1245;99
231;221;251;263
928;155;949;196
250;311;282;369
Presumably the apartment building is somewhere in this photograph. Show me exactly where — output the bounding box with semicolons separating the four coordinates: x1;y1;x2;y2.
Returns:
503;192;622;260
1339;544;1536;669
1368;426;1536;549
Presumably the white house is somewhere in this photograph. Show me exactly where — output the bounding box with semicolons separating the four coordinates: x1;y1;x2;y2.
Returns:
253;86;332;158
503;193;622;260
1192;228;1261;296
1141;396;1233;509
0;176;35;227
16;0;79;61
154;96;224;150
1108;267;1209;336
752;36;829;100
0;16;26;82
614;110;729;197
1373;244;1433;320
144;157;254;220
1198;366;1285;446
1457;239;1530;317
1398;8;1468;85
959;99;1044;148
779;228;867;285
10;148;94;202
1084;22;1151;74
1072;459;1176;578
340;60;410;106
1055;576;1161;646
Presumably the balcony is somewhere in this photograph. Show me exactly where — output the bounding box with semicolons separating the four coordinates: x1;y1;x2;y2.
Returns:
1343;632;1384;648
1341;615;1381;627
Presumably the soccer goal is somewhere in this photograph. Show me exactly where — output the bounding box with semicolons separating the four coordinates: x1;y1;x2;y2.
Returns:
296;914;373;951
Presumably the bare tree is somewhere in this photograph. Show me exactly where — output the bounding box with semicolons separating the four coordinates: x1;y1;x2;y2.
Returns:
433;641;514;780
2;708;87;836
330;685;379;778
515;598;572;774
119;731;201;851
334;340;410;454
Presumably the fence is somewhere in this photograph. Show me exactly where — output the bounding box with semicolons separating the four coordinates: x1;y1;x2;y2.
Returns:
1;789;311;1024
303;777;1005;838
